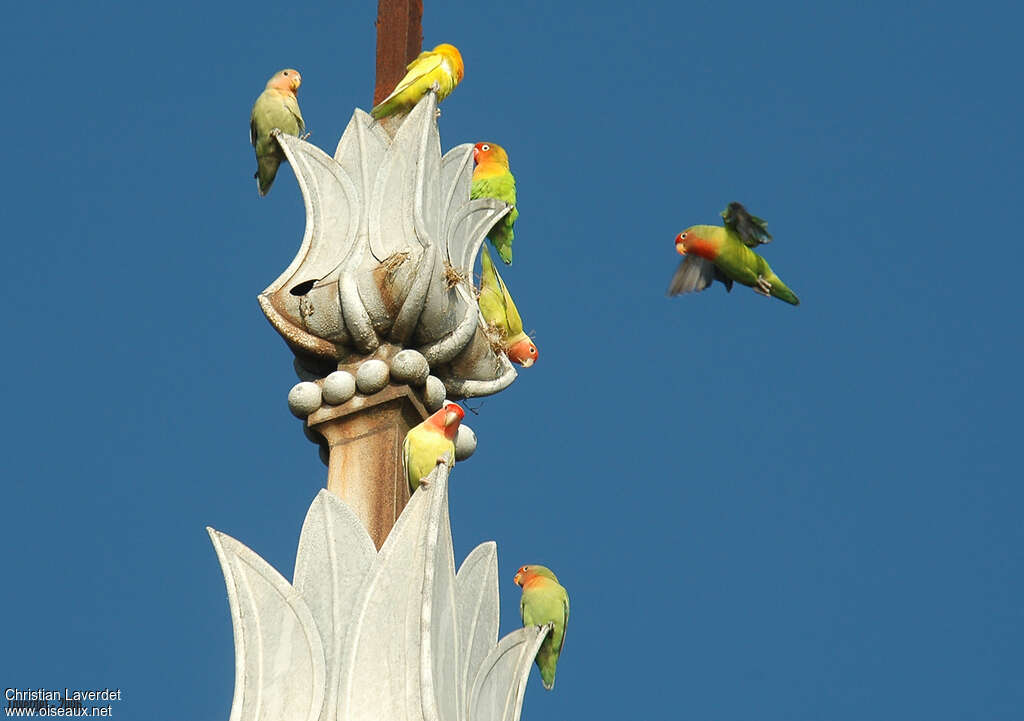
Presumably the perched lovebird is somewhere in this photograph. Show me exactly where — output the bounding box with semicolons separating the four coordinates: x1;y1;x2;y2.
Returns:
514;565;570;691
250;69;305;197
667;206;800;305
370;43;465;120
477;246;538;366
403;403;465;492
470;142;517;264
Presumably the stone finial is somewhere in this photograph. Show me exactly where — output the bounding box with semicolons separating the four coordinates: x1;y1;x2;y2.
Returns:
258;92;519;400
208;462;547;721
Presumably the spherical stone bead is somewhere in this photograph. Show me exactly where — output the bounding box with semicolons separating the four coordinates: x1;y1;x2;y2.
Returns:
455;424;477;461
423;375;447;412
322;370;357;405
390;349;430;386
355;359;389;394
288;382;323;418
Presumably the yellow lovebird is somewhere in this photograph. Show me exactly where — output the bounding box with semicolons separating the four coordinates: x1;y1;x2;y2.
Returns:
371;43;464;120
403;403;465;492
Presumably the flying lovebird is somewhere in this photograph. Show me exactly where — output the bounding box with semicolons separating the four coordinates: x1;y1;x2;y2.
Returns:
370;43;465;120
667;205;800;305
250;69;305;197
470;142;517;264
477;246;538;366
403;403;465;492
514;565;569;691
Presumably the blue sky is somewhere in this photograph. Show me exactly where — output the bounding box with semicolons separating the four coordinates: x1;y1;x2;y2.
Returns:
2;0;1021;719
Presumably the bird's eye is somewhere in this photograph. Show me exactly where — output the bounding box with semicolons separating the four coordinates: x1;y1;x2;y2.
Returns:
283;71;289;75
481;144;490;151
680;233;686;239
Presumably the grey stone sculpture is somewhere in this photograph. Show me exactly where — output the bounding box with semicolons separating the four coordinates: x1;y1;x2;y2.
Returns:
259;92;517;399
208;461;549;721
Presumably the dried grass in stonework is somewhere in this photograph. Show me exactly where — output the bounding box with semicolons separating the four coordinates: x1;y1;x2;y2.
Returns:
380;251;410;277
444;262;467;289
483;323;506;355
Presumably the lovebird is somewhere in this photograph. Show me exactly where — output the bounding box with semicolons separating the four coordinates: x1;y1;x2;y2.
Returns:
370;43;464;120
477;246;538;366
250;69;305;197
403;403;465;492
514;565;569;691
667;204;800;305
470;142;517;264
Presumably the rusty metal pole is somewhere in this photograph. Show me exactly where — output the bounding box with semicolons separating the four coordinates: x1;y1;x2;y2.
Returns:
292;1;427;551
374;0;423;107
307;379;429;550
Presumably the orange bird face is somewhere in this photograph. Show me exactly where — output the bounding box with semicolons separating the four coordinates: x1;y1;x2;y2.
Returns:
506;337;538;367
441;402;465;440
268;68;302;93
424;402;464;439
472;142;509;167
513;565;532;586
674;230;690;255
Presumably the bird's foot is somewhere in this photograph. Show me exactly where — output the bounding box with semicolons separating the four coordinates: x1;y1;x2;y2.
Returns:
430;80;441;93
755;275;773;296
299;131;311;141
434;108;442;118
270;127;282;138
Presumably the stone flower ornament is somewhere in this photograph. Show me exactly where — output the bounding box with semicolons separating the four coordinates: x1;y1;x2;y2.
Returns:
259;92;518;398
208;463;550;721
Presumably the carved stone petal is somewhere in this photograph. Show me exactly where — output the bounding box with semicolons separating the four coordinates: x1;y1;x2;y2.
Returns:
455;542;500;720
467;626;550;721
335;461;457;721
368;92;442;263
292;491;377;721
207;528;327;721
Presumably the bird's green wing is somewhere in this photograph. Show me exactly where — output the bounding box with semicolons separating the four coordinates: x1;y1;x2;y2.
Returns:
477;246;511;335
284;94;305;133
495;271;524;336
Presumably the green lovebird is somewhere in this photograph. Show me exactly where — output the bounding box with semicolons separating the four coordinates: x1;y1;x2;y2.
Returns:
470;142;517;264
250;69;305;197
667;202;799;305
477;246;538;366
403;403;464;492
514;565;569;691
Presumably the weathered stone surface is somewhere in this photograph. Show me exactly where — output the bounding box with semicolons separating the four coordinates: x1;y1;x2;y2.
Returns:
322;370;357;405
389;349;429;386
455;424;477;461
208;464;545;721
259;94;519;399
355;360;389;394
289;382;323;418
423;375;446;412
